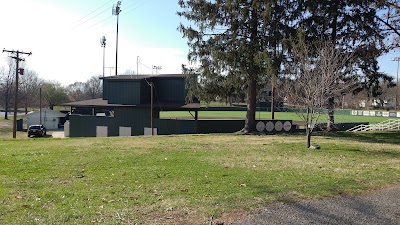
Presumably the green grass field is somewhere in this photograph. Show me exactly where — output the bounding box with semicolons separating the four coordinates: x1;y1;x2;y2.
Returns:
0;131;399;224
161;111;391;124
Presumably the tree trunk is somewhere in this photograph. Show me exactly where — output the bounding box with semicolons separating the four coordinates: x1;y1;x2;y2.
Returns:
327;96;335;131
271;76;275;120
327;6;338;132
243;76;257;133
307;129;311;148
25;98;28;114
306;108;311;148
4;99;9;120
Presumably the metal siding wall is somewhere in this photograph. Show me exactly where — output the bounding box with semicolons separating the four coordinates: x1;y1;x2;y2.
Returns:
140;80;151;104
155;119;197;135
114;107;151;135
102;79;109;100
107;80;141;104
197;120;245;133
155;78;185;103
69;115;97;137
69;114;132;137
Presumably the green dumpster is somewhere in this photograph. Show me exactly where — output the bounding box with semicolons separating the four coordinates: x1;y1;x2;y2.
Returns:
17;119;23;131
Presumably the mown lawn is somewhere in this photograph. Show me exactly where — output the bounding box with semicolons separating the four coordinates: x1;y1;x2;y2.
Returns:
161;111;391;124
0;131;399;224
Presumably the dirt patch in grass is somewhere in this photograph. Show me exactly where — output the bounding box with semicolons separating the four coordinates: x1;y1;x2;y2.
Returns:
0;120;12;128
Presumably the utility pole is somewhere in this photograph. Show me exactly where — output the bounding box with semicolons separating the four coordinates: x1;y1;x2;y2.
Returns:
112;1;121;76
393;57;400;111
2;49;32;138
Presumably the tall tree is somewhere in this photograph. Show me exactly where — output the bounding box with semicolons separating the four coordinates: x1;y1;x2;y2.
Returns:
300;0;387;130
19;69;42;114
178;0;299;133
373;0;400;48
41;81;69;110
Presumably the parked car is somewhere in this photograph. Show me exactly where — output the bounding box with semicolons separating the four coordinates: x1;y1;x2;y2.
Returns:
27;125;46;137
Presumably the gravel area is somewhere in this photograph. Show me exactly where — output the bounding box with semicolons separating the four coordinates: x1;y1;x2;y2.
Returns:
232;185;400;225
50;130;65;138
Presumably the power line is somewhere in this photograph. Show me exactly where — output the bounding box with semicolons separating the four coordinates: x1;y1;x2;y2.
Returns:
72;6;111;29
76;0;134;31
122;0;153;16
72;0;114;25
84;15;114;31
85;0;153;31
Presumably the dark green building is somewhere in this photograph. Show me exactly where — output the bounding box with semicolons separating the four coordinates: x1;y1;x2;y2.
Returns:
64;74;294;137
64;74;201;137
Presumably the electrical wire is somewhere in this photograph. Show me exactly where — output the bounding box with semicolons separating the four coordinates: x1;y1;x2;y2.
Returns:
86;0;154;31
122;0;153;16
72;0;114;25
72;6;112;29
84;15;115;30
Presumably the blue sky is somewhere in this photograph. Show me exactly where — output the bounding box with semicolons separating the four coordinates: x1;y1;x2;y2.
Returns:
0;0;398;85
0;0;189;85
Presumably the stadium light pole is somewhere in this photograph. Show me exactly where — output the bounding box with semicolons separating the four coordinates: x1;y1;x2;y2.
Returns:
100;36;106;77
112;1;121;76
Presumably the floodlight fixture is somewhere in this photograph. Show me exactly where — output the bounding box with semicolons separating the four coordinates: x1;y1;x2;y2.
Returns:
100;36;106;47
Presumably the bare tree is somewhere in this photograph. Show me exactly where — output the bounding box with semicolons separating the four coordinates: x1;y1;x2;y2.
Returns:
121;69;136;75
280;40;356;148
84;76;102;99
67;82;86;102
19;68;42;114
0;59;16;120
375;80;397;108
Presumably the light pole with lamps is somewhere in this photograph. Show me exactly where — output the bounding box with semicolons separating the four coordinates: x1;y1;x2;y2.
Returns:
100;36;106;77
112;1;121;76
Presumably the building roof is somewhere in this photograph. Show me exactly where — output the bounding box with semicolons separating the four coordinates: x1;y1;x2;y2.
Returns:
63;98;132;107
25;108;67;118
100;74;185;80
62;98;200;110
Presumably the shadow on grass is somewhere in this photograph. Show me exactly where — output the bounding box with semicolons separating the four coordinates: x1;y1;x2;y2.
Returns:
314;130;400;145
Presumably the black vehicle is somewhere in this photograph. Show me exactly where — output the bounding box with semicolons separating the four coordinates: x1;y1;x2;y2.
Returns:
27;125;46;137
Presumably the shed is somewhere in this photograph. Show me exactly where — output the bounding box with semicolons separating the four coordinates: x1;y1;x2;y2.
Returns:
26;109;66;130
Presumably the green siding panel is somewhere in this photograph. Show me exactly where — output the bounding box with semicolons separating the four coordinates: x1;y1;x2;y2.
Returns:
107;80;141;104
197;120;245;133
102;79;109;100
69;108;154;137
154;78;186;103
140;80;151;104
155;119;197;135
69;115;97;137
